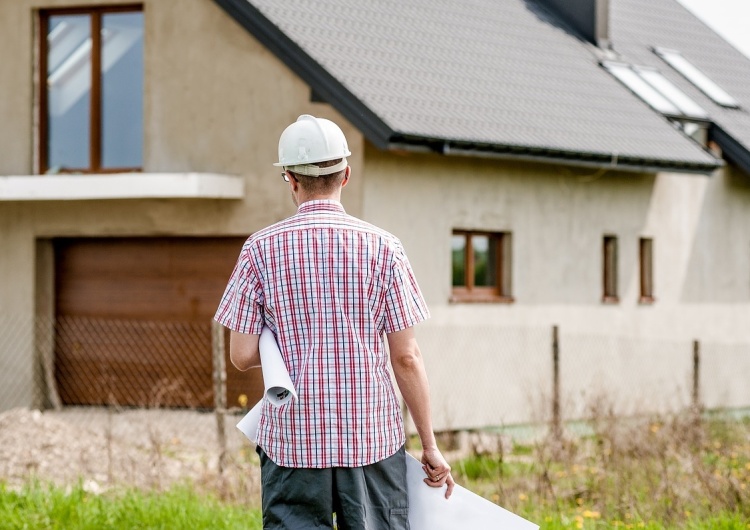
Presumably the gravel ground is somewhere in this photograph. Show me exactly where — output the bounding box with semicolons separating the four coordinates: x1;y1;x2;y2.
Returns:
0;407;261;499
0;407;514;506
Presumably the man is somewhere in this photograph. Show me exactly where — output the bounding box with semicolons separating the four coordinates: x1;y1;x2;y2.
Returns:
215;114;453;529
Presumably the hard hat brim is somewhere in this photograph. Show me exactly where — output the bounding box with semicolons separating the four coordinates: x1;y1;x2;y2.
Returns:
281;158;348;177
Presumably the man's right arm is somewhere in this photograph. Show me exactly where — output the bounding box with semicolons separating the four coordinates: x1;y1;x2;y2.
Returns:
230;331;261;371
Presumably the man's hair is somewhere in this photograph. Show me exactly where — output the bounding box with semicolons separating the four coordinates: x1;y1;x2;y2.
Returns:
289;159;347;194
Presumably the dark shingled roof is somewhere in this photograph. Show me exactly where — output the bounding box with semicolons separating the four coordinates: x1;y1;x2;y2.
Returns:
214;0;750;174
611;0;750;174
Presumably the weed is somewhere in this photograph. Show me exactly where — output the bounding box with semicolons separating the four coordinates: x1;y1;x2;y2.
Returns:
451;407;750;528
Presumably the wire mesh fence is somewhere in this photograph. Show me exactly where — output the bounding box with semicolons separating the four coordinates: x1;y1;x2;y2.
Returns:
0;312;749;490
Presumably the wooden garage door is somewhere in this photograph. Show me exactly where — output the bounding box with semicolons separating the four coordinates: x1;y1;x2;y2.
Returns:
54;237;264;409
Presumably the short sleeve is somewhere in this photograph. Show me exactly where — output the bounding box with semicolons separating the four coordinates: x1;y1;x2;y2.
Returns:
382;246;430;333
214;245;265;334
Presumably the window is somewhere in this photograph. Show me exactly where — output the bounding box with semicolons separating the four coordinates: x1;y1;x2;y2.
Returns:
633;66;709;119
40;6;143;174
652;47;740;109
602;235;618;303
601;61;709;120
639;238;655;303
451;230;512;302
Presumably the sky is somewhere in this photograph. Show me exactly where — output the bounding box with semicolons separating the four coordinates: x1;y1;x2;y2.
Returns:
676;0;750;59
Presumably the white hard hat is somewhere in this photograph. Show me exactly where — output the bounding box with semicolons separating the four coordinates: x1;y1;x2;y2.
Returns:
273;115;352;177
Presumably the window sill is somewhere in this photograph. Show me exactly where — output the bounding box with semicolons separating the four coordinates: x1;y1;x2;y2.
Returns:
0;172;245;201
449;293;515;304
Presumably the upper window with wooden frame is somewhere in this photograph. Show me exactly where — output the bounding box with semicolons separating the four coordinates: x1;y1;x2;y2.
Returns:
602;235;619;303
639;237;655;304
451;230;513;303
39;5;143;174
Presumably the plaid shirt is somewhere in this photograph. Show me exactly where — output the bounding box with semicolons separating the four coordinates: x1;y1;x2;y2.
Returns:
215;200;429;468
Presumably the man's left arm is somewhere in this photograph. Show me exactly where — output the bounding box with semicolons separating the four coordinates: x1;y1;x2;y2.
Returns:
388;327;455;499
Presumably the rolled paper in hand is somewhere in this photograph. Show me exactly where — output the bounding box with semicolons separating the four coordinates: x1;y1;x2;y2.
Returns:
259;326;297;406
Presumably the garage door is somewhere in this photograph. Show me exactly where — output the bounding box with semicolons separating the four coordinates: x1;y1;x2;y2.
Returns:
53;237;263;409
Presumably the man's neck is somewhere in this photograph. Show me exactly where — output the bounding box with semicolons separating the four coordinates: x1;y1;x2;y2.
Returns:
295;191;341;206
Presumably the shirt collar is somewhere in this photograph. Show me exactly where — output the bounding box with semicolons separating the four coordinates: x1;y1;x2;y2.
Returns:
297;199;346;215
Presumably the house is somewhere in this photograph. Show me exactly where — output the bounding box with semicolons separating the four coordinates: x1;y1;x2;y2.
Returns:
1;0;749;431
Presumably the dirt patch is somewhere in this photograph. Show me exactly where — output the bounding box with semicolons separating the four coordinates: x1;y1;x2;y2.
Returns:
0;407;261;503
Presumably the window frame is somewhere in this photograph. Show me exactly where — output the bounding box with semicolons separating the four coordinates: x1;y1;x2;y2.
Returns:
602;234;619;304
450;230;513;303
639;237;655;304
38;4;144;175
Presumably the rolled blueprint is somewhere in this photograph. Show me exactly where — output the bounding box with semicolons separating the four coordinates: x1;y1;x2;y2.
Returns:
258;326;297;406
235;326;293;444
236;400;262;443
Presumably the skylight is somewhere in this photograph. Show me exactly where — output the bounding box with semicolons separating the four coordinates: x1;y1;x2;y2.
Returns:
653;47;740;109
634;66;709;119
602;61;709;120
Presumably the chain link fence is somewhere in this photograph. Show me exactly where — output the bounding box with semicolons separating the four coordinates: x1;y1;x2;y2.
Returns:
1;313;749;489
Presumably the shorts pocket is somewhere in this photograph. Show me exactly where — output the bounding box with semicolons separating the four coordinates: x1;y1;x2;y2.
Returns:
389;507;409;530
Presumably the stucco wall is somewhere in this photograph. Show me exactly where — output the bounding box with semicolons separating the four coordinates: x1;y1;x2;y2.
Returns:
362;147;750;338
0;0;365;301
362;147;750;429
1;0;748;427
0;205;36;408
0;0;363;409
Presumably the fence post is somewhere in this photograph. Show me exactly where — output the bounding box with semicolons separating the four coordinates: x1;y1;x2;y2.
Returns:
692;339;701;414
212;320;227;474
551;324;562;441
37;316;62;410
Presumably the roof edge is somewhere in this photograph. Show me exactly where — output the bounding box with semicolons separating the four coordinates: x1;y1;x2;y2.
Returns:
711;125;750;176
212;0;394;148
389;136;722;175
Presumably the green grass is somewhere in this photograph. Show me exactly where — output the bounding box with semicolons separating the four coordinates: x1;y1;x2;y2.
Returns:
525;512;750;529
0;482;262;530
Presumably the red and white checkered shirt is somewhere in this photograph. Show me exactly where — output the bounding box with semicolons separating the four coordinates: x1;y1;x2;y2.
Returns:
215;200;429;468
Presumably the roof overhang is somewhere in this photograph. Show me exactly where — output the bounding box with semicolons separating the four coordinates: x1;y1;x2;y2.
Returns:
0;173;245;201
389;136;722;175
711;125;750;176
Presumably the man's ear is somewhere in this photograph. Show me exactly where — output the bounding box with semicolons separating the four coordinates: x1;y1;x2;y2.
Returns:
342;165;351;187
289;173;300;191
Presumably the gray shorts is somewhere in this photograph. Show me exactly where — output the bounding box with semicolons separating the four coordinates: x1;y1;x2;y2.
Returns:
256;445;410;530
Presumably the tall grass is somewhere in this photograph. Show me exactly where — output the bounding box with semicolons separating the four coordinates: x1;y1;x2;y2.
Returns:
451;405;750;529
0;482;262;530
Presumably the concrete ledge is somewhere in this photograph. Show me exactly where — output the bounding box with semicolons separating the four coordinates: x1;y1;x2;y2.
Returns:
0;173;245;200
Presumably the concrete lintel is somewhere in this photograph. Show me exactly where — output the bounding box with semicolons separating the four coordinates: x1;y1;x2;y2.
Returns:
0;173;245;201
